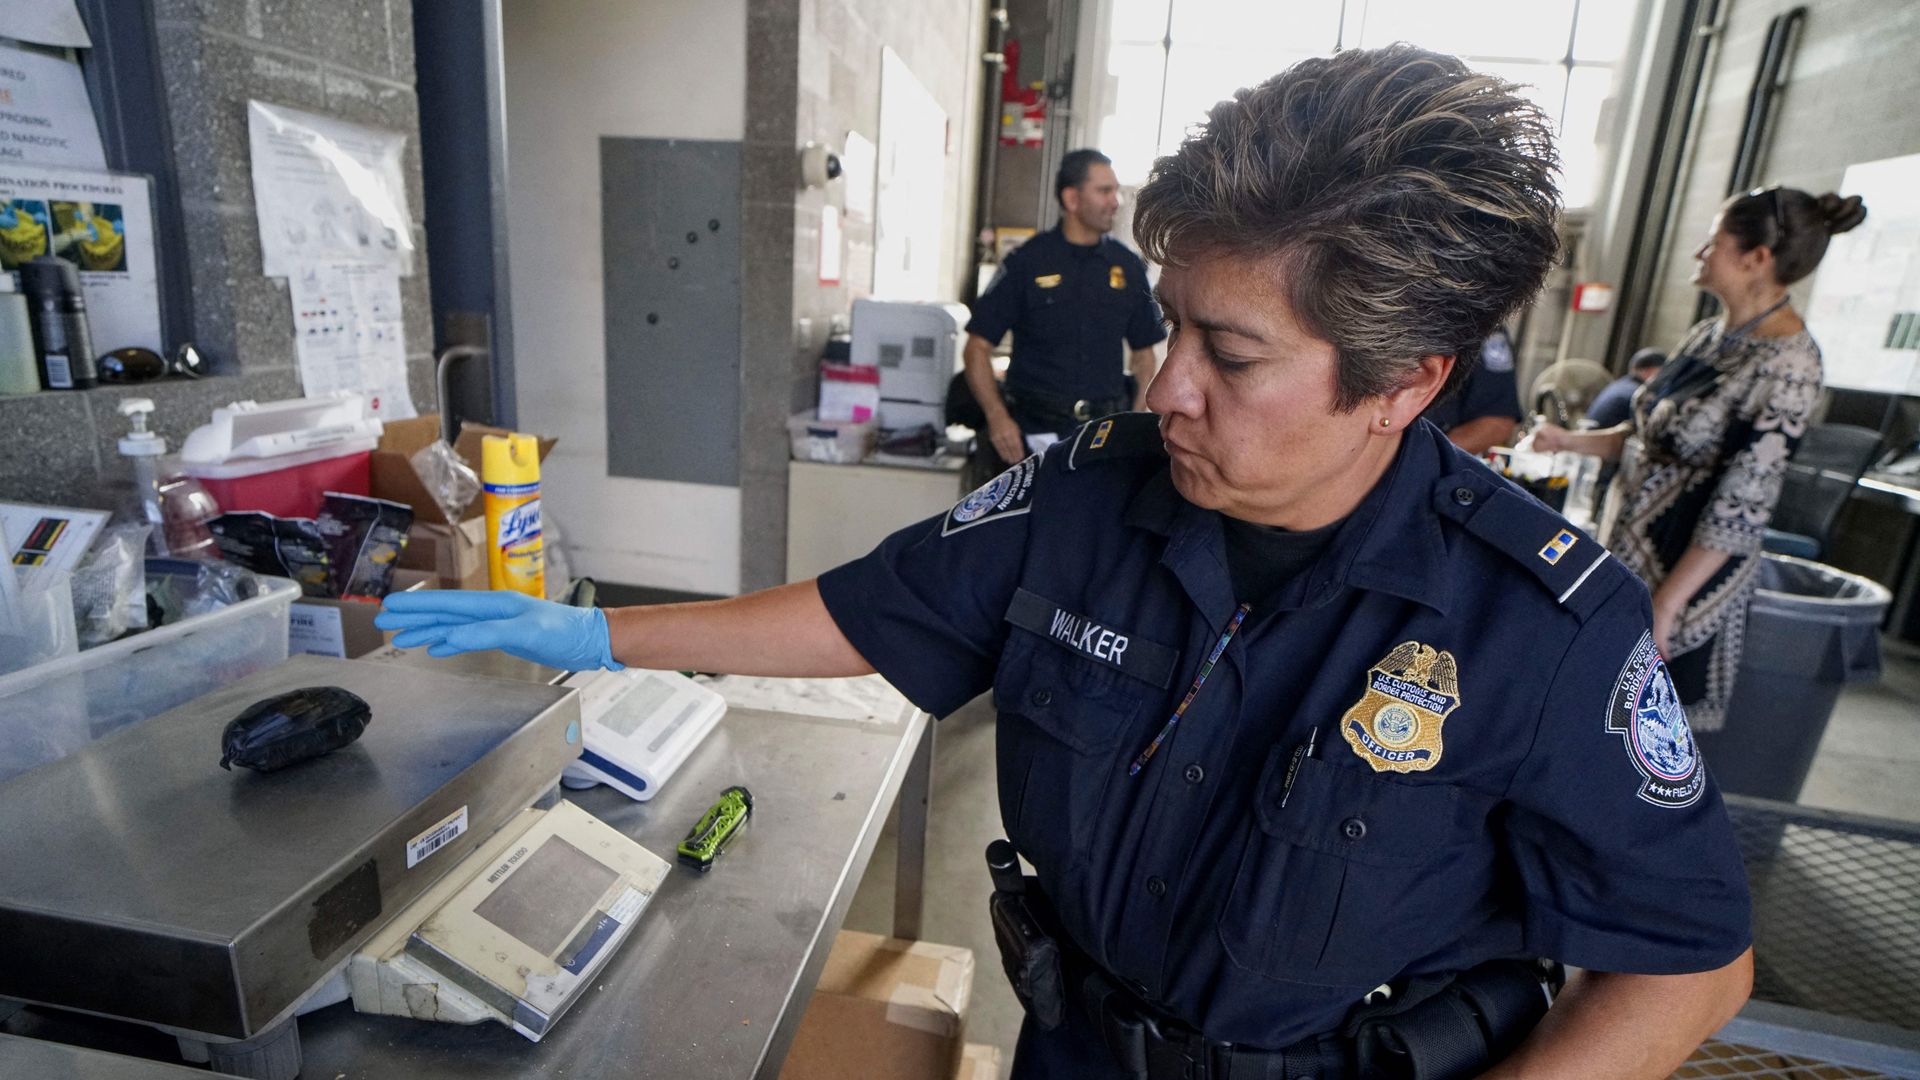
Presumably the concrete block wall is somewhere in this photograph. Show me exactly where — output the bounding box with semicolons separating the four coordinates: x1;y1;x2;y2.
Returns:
1643;0;1920;352
737;0;985;591
0;0;433;510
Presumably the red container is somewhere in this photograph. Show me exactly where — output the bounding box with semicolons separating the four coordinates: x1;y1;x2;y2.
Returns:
187;447;374;520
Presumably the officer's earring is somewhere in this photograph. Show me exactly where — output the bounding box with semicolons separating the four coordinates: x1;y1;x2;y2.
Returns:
1377;417;1391;429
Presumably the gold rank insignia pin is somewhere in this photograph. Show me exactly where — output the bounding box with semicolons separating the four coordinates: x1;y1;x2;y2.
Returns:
1109;265;1126;289
1538;529;1578;565
1340;641;1460;773
1036;274;1062;288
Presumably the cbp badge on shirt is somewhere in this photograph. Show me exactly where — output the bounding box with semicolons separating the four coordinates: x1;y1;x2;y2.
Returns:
1341;641;1460;773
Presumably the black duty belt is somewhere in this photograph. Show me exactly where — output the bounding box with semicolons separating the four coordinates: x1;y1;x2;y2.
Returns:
1071;956;1350;1080
1005;386;1127;428
985;842;1559;1080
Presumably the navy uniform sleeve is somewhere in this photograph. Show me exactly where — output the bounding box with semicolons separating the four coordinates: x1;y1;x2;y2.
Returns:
965;249;1026;345
1455;339;1524;425
1584;380;1635;429
815;455;1041;718
1500;576;1752;973
1123;253;1167;351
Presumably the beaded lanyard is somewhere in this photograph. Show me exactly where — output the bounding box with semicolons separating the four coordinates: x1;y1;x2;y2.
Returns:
1129;603;1253;777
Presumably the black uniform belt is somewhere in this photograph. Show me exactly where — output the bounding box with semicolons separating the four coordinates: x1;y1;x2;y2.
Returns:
1004;385;1126;428
1069;954;1350;1080
984;842;1558;1080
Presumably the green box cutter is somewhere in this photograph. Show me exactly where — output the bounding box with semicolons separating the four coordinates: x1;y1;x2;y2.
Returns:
677;785;753;871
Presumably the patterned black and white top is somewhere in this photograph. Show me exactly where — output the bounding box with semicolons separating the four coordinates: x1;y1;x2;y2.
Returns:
1603;316;1823;730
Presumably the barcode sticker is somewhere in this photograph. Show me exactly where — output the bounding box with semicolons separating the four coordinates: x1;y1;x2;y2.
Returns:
406;805;469;868
606;886;645;925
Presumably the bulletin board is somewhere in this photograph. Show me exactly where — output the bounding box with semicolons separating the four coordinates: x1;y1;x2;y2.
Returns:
1804;152;1920;395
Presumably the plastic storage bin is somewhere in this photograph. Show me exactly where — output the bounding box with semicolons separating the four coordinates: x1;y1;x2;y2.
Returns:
180;395;383;519
788;412;876;465
0;568;299;784
1695;555;1891;801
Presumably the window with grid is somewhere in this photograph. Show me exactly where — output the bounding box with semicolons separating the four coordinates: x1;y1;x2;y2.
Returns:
1098;0;1639;208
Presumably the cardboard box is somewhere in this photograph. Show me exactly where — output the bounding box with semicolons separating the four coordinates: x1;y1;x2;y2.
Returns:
396;516;487;585
954;1043;1000;1080
780;932;974;1080
288;569;435;658
370;416;557;526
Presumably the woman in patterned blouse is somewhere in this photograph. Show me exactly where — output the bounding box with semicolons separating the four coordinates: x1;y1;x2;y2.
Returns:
1535;186;1866;731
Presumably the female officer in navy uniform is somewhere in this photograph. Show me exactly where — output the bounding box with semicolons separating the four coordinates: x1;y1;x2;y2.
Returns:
381;45;1754;1078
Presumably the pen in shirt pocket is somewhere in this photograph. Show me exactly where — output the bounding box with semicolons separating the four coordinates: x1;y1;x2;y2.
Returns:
1280;726;1319;809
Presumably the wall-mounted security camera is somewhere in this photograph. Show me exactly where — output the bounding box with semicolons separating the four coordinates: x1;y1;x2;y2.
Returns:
799;142;843;188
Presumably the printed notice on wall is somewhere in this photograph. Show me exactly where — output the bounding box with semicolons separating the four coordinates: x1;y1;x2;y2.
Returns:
289;261;415;419
0;42;105;168
0;2;92;48
0;164;160;352
248;101;414;277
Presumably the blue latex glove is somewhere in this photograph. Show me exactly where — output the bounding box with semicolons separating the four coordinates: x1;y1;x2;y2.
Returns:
375;590;622;672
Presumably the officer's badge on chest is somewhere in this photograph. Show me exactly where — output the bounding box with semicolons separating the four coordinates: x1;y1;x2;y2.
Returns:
1340;641;1460;773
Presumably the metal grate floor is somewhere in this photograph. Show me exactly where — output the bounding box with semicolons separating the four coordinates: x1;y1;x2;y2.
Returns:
1679;1040;1898;1079
1728;800;1920;1032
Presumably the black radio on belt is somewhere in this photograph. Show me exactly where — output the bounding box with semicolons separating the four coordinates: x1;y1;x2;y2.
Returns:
985;839;1067;1031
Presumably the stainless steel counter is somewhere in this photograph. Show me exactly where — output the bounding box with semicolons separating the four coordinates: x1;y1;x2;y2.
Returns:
2;660;935;1080
292;678;933;1079
0;1034;211;1077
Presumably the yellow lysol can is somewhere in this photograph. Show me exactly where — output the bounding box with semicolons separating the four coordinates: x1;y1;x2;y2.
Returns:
481;433;545;596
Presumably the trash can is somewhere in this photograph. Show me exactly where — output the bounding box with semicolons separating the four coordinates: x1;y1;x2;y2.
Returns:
1695;555;1891;802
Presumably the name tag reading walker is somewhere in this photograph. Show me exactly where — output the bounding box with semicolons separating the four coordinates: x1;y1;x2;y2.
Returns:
1005;588;1176;688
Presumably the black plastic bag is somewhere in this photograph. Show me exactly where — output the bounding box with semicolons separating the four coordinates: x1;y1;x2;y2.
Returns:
219;686;372;772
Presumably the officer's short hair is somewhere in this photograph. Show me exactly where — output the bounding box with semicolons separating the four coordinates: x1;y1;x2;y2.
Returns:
1056;149;1113;210
1132;45;1561;408
1629;348;1666;374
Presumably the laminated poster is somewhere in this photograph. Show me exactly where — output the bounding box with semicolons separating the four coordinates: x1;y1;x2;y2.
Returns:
0;164;160;353
248;101;414;278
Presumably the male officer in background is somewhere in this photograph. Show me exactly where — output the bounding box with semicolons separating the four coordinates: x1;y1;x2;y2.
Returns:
1421;326;1525;454
964;149;1167;467
1587;347;1667;429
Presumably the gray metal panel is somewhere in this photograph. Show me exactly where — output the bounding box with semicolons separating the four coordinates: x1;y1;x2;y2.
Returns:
601;137;742;486
0;656;580;1039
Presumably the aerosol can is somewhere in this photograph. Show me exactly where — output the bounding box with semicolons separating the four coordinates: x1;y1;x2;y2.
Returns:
482;432;544;596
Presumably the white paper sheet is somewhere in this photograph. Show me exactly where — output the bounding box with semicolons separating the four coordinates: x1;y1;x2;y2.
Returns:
0;42;105;168
248;101;414;277
0;164;160;352
0;2;92;48
289;261;415;419
841;130;876;222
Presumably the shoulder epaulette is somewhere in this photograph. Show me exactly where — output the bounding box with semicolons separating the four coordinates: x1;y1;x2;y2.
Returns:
1066;412;1167;471
1436;474;1627;621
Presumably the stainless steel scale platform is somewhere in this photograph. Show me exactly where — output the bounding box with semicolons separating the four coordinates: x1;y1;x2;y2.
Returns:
0;654;583;1076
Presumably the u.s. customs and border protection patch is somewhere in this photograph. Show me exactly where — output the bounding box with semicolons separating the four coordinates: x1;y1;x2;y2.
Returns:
1340;641;1460;773
1605;631;1703;808
942;455;1039;536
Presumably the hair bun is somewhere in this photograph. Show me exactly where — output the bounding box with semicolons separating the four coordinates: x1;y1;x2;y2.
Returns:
1816;192;1867;235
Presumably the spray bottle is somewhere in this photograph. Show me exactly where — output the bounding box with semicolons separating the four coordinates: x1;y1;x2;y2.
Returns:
482;433;544;596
